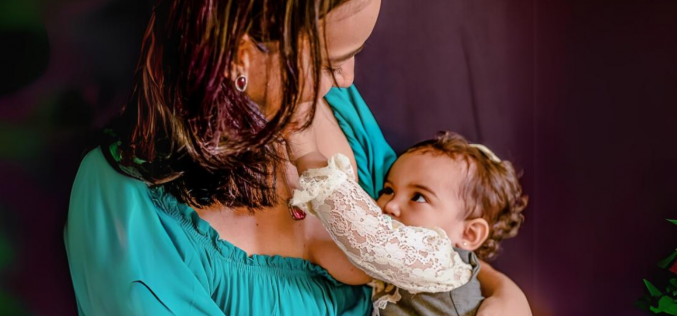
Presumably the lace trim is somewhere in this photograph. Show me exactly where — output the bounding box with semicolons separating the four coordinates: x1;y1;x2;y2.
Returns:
291;154;354;215
369;280;402;316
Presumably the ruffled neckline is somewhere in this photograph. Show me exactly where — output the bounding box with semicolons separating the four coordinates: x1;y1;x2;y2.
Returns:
148;186;342;284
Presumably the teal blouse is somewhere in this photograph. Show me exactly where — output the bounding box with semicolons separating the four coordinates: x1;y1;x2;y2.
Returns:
65;85;397;315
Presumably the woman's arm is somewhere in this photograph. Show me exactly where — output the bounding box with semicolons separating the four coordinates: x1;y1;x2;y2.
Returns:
65;148;225;315
476;261;532;316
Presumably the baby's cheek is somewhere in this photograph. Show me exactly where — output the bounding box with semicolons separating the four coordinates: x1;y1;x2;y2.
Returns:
375;196;387;211
401;214;433;228
441;221;466;245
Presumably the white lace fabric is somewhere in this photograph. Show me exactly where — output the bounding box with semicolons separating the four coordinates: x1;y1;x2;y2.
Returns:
291;154;472;294
369;279;402;316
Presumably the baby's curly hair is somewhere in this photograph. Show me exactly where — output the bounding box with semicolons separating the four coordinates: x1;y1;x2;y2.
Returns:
406;131;528;261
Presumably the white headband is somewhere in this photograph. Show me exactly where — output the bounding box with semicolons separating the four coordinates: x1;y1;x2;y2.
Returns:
469;144;501;163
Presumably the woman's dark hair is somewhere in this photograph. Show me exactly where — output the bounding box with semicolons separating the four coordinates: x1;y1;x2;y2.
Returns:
406;132;528;261
107;0;350;209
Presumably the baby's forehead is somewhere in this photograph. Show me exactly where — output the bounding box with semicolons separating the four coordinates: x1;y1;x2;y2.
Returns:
390;151;470;189
395;150;470;170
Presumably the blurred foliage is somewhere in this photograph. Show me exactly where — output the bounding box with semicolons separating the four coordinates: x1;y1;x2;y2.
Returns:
637;220;677;315
0;205;30;315
0;0;49;96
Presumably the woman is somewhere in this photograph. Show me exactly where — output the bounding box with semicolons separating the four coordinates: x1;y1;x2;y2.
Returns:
65;0;530;315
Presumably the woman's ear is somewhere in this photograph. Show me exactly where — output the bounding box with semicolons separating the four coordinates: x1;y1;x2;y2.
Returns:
458;218;490;251
228;34;253;80
229;33;273;106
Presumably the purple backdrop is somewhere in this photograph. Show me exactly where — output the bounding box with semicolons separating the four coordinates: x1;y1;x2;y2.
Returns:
1;0;676;315
356;1;677;315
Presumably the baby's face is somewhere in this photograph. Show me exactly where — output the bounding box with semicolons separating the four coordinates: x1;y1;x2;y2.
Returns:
376;152;468;245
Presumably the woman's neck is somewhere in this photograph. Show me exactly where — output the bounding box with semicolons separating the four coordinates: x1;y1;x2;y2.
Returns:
193;163;310;259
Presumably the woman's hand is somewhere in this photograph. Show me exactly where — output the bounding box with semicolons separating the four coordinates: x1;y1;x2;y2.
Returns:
476;261;532;316
478;295;531;316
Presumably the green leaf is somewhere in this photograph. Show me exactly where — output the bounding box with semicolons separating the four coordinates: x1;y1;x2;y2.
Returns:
668;219;677;226
645;279;663;297
653;296;677;315
660;251;677;269
667;279;677;296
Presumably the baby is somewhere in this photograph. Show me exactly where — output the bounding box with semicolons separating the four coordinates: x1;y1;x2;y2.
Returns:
288;131;527;316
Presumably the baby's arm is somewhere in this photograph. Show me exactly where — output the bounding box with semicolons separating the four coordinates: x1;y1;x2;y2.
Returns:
290;148;472;293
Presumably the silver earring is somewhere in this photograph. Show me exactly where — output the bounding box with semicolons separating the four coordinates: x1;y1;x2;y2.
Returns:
462;242;468;247
235;75;248;92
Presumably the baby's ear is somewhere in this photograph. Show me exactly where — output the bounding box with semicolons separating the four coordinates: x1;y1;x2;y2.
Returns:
458;218;490;251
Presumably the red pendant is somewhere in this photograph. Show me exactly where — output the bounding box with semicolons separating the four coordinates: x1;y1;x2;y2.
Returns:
289;206;306;221
236;76;247;92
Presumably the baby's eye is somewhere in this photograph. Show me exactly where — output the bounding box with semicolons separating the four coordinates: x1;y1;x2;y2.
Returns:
412;193;427;203
378;187;394;196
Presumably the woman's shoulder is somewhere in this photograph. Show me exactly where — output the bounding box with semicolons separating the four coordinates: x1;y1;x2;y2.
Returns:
76;146;108;174
65;147;224;315
74;146;147;193
69;146;154;223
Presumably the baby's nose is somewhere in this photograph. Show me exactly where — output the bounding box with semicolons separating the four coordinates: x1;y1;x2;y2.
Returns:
382;200;401;217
